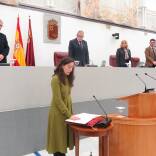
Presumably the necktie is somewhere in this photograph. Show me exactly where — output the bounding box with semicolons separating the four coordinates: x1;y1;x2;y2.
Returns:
79;41;83;48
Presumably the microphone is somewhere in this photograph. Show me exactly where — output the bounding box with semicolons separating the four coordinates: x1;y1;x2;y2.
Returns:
135;73;147;92
145;73;156;80
92;95;112;127
135;73;154;93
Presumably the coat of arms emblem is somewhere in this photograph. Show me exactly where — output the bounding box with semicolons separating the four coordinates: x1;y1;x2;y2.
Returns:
47;19;58;40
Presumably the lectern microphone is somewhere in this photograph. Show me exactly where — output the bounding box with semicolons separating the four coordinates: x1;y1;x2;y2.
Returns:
135;73;154;93
145;73;156;80
92;95;112;127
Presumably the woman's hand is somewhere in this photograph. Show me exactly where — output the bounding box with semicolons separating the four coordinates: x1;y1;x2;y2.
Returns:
70;115;80;120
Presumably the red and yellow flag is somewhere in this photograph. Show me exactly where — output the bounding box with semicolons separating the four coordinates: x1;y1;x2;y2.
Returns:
13;16;26;66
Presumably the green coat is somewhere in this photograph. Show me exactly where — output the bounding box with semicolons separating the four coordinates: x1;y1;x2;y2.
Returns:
46;75;74;154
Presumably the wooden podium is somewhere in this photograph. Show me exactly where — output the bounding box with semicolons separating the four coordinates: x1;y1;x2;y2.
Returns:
109;93;156;156
120;93;156;118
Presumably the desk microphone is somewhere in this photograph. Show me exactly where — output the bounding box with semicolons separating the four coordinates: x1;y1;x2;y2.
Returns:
93;95;112;127
135;73;154;93
145;73;156;80
135;73;147;93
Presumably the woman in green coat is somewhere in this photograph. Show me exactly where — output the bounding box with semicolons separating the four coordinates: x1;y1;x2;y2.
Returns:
47;57;77;156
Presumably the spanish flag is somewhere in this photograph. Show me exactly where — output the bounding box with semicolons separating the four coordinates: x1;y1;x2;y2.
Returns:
13;16;26;66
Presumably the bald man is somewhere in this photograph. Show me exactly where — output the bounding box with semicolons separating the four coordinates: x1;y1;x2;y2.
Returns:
68;30;89;66
0;19;9;63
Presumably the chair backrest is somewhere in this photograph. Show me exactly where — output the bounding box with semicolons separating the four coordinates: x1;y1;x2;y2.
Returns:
54;52;68;66
131;57;140;67
109;55;140;67
109;55;117;67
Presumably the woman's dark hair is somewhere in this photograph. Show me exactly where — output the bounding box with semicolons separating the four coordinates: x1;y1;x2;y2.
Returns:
54;57;75;87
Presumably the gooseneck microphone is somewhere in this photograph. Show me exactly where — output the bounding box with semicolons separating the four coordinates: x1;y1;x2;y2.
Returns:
93;95;108;119
92;95;112;127
145;73;156;80
135;73;154;93
135;73;147;93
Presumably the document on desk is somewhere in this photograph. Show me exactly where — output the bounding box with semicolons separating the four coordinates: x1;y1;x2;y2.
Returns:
66;113;101;125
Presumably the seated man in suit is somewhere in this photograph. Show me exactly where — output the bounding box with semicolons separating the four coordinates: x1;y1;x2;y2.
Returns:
68;30;89;66
0;19;10;63
145;39;156;67
116;40;131;67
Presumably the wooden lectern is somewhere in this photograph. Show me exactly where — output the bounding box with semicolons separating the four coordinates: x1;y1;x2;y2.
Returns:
120;93;156;118
109;93;156;156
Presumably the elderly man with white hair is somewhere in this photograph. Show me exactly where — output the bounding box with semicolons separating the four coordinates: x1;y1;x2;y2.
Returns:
68;30;89;66
0;19;9;63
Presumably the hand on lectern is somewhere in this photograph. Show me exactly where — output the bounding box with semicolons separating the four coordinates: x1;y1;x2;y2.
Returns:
70;115;80;120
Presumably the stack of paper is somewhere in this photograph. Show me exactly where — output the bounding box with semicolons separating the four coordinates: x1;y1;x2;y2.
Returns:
66;113;101;125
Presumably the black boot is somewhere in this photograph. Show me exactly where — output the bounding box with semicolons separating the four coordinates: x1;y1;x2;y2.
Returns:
53;152;59;156
54;152;65;156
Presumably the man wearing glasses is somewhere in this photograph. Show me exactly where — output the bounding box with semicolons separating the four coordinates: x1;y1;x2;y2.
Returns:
0;19;10;63
145;39;156;67
68;30;89;66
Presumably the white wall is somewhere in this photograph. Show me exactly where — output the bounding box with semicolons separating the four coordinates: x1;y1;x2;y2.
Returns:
1;67;156;112
144;0;156;11
0;4;156;66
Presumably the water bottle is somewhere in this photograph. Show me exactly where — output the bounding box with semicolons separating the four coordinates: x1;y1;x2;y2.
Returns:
89;152;93;156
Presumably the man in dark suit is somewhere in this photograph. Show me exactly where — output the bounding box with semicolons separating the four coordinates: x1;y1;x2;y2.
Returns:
145;39;156;67
116;40;131;67
68;30;89;66
0;19;10;63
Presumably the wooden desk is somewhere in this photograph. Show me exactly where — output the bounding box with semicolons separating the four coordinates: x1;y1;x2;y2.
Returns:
109;93;156;156
109;115;156;156
70;124;113;156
